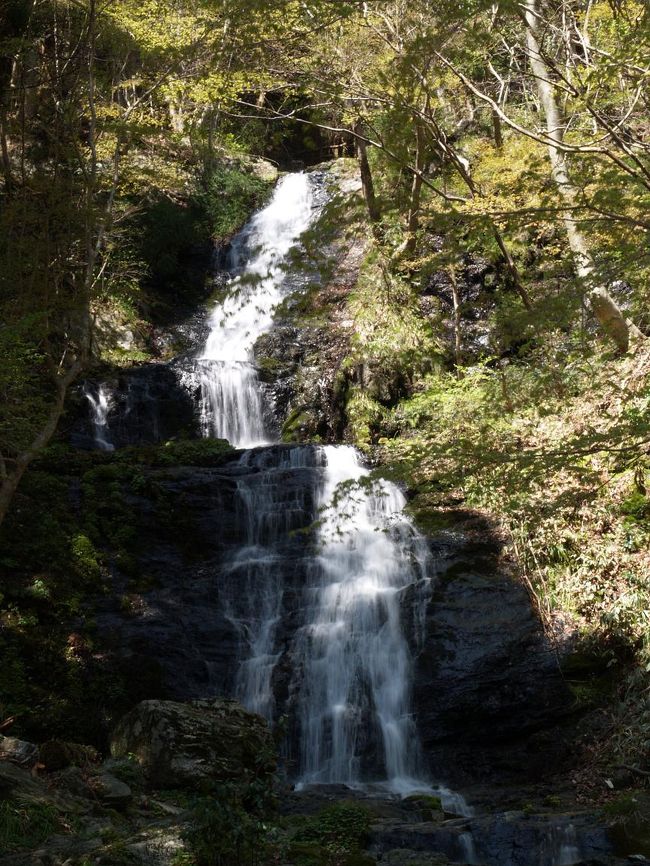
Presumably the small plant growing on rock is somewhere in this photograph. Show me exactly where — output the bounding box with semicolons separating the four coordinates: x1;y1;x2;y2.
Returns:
183;780;275;866
289;802;373;866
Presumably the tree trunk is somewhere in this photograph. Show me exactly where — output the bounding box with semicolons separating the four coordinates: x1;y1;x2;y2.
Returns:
354;120;381;223
401;119;425;256
492;109;503;149
0;107;12;190
449;265;462;368
491;223;533;311
0;360;83;527
523;0;643;353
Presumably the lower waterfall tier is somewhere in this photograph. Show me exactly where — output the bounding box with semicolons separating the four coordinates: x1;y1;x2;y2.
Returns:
92;443;570;787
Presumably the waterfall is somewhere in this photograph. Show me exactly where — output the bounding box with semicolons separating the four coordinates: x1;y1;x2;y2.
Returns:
552;824;581;866
193;171;434;789
84;383;115;451
294;445;429;789
225;446;323;721
80;171;436;790
198;173;314;448
459;832;480;865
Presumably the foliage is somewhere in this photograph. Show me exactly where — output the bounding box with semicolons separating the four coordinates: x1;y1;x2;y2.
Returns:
373;338;650;766
197;165;272;240
115;438;234;468
0;801;63;852
288;802;373;866
183;780;277;866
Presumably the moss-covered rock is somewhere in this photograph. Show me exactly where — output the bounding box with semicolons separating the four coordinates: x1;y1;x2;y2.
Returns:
110;699;276;791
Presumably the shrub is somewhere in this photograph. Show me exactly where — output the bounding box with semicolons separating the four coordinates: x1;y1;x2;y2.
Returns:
197;166;272;240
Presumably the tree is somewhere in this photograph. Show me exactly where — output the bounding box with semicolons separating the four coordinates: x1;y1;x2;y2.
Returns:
521;0;644;353
0;0;245;524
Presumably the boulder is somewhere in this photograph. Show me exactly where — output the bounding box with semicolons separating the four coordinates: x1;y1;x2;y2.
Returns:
0;735;38;767
39;739;99;771
92;772;133;808
110;698;275;789
0;760;40;797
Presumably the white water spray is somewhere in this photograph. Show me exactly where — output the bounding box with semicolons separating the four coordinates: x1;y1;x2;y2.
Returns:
198;173;435;791
198;173;314;447
84;383;114;451
293;445;430;790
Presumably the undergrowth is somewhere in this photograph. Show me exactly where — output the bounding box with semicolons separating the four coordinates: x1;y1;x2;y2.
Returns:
373;339;650;769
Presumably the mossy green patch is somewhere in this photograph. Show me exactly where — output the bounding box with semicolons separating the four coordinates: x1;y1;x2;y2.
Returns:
287;801;373;866
620;491;650;524
197;164;272;240
0;438;233;745
282;408;320;443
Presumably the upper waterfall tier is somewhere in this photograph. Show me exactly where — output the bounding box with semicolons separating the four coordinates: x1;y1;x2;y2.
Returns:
198;173;315;448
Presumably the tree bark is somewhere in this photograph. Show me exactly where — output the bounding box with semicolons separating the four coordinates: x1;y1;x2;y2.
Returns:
492;108;503;149
401;118;425;256
354;119;381;223
0;360;83;527
523;0;643;353
0;108;13;190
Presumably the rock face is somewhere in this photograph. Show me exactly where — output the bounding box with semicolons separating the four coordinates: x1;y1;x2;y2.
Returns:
69;362;200;450
254;235;363;444
95;446;321;707
410;511;571;784
110;698;275;789
370;812;613;866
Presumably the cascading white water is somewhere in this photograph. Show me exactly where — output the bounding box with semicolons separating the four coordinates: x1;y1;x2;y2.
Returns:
459;832;480;865
198;173;314;448
294;445;430;790
553;824;581;866
197;171;434;791
84;383;114;451
226;447;320;721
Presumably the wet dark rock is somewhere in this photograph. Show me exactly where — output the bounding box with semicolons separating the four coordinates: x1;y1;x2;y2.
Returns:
86;446;573;788
408;512;572;786
253;174;367;444
380;852;452;865
370;812;613;866
0;735;38;767
420;252;499;362
70;363;200;450
110;698;275;790
94;447;322;711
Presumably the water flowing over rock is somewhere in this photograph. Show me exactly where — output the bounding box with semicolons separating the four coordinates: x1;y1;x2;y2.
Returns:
93;444;570;793
293;444;429;790
68;168;617;864
83;382;114;451
369;812;613;866
198;172;316;447
75;365;198;450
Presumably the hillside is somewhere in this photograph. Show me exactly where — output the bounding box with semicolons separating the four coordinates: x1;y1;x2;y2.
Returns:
1;2;649;865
